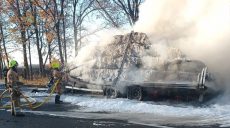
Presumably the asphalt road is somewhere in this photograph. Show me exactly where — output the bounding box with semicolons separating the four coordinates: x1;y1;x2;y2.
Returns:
0;85;154;128
1;109;220;128
0;85;221;128
0;110;159;128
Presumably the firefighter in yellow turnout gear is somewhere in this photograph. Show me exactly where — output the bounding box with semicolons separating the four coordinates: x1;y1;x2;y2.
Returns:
50;59;63;104
7;60;24;116
2;66;9;89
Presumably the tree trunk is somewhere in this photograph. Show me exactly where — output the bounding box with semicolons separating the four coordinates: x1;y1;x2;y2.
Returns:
56;22;64;63
74;28;79;57
29;0;44;76
61;0;67;63
27;30;33;80
35;24;44;76
15;0;29;79
0;25;2;79
48;42;52;64
54;0;64;64
22;30;29;79
73;0;78;57
73;10;78;56
63;17;67;63
0;24;9;65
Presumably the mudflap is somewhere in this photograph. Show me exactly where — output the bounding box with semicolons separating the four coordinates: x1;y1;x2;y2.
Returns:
197;86;208;104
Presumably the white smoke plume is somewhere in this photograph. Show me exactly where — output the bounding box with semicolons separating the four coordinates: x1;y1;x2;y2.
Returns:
68;29;126;83
134;0;230;92
69;0;230;101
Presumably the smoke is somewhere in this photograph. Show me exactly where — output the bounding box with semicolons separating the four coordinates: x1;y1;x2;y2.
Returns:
134;0;230;95
68;29;126;83
69;0;230;102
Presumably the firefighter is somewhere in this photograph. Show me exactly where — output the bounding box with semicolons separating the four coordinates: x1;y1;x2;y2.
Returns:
50;59;63;104
7;60;24;116
2;66;9;88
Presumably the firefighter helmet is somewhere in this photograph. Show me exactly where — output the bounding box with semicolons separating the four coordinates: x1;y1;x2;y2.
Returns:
50;59;61;69
9;60;18;68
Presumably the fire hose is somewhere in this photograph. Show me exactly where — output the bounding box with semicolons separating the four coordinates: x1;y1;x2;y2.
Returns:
0;79;60;110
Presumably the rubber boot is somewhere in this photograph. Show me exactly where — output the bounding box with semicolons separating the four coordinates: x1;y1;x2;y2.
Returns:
55;95;63;104
11;103;25;117
11;101;16;116
11;98;25;117
14;107;25;117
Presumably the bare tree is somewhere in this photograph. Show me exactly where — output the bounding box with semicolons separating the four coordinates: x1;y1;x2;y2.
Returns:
0;22;3;79
7;0;30;79
0;21;9;67
95;0;120;28
113;0;143;26
35;0;65;64
60;0;67;63
72;0;96;56
95;0;143;27
28;0;44;76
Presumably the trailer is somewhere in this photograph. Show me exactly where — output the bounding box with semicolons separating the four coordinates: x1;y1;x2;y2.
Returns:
66;62;220;103
65;32;222;103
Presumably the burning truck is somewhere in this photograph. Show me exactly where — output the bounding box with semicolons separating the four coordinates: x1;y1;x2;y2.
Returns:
66;32;222;103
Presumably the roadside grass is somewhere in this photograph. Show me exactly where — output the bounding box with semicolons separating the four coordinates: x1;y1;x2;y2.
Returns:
21;77;49;87
0;77;49;88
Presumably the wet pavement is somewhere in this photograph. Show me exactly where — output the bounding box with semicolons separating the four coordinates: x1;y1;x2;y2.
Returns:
0;84;225;128
0;109;221;128
0;85;153;128
0;110;159;128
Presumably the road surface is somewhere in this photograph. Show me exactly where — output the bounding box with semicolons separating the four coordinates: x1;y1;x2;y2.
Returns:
0;84;228;128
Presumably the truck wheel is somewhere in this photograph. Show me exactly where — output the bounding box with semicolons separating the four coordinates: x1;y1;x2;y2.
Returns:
105;87;118;99
127;86;143;101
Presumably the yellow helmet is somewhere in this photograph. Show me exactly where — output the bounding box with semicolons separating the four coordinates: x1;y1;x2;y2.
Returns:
50;59;61;69
9;60;18;68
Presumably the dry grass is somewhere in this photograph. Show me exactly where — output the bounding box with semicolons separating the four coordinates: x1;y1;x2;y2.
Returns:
0;76;49;88
21;77;49;87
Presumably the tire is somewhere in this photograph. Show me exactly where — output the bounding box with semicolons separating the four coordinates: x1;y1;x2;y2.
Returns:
127;86;143;101
103;86;109;96
105;87;118;99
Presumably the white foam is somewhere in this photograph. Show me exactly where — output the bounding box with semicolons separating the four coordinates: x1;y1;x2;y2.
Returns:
62;94;230;127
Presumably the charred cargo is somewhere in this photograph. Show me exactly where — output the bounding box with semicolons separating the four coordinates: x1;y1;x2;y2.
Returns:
66;32;222;103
